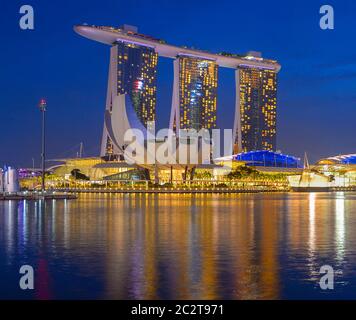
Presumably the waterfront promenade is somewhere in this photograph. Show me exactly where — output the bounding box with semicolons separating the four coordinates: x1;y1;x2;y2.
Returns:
0;192;77;201
52;180;289;194
55;188;272;194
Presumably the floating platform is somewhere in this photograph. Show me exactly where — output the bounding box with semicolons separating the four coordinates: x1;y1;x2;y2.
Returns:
0;192;77;201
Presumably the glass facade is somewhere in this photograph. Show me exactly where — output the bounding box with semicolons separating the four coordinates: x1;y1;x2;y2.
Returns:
176;56;218;131
335;155;356;165
103;168;150;181
115;41;158;126
235;150;301;168
239;67;277;152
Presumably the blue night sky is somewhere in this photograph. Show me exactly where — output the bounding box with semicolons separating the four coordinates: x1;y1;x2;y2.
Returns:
0;0;354;167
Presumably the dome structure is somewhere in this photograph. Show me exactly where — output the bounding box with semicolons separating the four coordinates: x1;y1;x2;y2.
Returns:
316;154;356;165
234;150;301;168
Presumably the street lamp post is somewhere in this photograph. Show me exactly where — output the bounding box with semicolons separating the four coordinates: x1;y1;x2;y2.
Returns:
39;98;47;193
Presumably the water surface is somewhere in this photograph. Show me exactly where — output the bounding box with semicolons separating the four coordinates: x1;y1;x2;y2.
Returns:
0;192;355;299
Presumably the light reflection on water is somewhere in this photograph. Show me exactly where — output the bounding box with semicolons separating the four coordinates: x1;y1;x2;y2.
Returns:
1;192;356;299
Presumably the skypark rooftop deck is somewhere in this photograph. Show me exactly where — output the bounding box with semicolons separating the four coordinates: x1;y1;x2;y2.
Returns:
74;24;281;71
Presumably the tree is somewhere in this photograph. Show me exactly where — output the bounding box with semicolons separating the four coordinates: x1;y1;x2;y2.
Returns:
71;169;90;180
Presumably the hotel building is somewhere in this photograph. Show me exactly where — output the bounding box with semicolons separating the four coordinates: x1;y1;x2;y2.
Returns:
74;24;280;159
98;25;158;158
235;55;277;152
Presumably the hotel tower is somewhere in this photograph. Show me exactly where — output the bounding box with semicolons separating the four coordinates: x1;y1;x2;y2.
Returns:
170;56;218;134
234;52;278;152
98;25;158;158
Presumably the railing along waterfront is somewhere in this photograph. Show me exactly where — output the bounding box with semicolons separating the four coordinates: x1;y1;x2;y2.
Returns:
48;179;290;193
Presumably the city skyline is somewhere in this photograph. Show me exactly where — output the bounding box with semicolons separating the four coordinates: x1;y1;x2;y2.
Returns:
2;1;356;304
0;0;353;167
